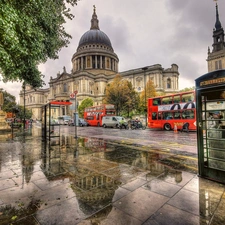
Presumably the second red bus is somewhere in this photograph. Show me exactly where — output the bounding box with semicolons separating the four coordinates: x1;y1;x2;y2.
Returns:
84;104;116;126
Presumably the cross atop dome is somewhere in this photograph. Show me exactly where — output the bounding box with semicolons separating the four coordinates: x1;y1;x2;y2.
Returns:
91;5;99;30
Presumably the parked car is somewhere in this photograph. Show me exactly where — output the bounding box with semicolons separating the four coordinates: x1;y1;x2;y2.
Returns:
68;118;89;127
79;118;89;127
58;115;71;125
68;119;74;126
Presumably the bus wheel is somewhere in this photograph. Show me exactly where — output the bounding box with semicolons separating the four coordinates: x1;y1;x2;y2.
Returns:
103;124;107;128
164;123;171;131
97;122;100;127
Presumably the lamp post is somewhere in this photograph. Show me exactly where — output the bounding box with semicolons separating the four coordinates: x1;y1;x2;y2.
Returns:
142;67;148;126
70;90;78;138
23;82;26;130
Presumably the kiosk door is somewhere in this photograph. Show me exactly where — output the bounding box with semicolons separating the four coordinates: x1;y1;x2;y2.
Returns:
196;70;225;183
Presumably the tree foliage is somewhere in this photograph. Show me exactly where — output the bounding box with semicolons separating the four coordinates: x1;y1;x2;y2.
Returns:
122;81;140;117
139;80;157;113
1;90;17;113
16;105;32;120
0;0;78;88
103;74;138;116
78;98;93;118
179;86;195;92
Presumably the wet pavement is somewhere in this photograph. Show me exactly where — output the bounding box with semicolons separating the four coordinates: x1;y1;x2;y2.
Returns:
0;125;225;225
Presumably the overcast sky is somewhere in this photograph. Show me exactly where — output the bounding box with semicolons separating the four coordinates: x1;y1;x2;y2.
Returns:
1;0;224;102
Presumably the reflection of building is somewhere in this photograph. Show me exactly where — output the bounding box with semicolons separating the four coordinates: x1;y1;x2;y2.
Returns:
207;3;225;72
40;136;121;213
19;6;179;120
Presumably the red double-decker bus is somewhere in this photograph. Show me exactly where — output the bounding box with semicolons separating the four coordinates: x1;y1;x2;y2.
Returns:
148;91;196;131
84;104;116;126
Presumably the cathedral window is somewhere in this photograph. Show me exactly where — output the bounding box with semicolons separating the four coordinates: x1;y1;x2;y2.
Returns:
167;78;171;89
106;58;110;68
63;83;68;92
215;60;222;70
87;56;91;67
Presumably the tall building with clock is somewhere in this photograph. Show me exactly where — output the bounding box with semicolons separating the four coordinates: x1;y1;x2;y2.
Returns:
20;6;179;120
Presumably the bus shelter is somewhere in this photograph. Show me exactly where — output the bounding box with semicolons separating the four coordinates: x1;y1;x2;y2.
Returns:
42;101;72;142
195;70;225;183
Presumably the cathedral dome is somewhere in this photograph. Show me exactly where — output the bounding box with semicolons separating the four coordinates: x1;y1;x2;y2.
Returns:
78;29;112;48
72;6;119;74
77;6;113;51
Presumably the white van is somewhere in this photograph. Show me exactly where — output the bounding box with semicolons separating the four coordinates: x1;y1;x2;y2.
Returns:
102;116;126;128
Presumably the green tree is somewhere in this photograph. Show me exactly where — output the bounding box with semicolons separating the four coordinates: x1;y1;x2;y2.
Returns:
179;86;195;92
1;90;17;113
78;98;93;118
16;105;32;120
139;80;157;113
103;74;133;115
122;81;140;118
0;0;78;88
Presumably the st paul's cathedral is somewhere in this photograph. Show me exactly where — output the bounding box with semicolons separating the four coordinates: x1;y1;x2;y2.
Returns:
20;6;180;120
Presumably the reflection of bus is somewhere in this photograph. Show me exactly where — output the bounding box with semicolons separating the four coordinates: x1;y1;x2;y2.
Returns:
84;104;116;126
148;91;196;131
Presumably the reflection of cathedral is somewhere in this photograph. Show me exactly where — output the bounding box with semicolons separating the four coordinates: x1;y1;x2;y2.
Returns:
19;6;179;120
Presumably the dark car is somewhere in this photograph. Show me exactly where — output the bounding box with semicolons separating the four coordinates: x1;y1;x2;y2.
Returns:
79;118;89;127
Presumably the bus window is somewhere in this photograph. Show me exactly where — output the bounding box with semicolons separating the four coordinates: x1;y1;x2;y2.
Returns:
173;95;180;103
174;111;181;119
162;96;172;105
153;98;161;106
182;93;194;102
163;112;173;120
86;116;94;120
158;112;162;120
152;112;157;120
182;110;195;119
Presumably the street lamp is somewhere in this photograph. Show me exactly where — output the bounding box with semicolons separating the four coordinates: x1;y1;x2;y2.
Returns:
142;67;148;126
22;82;26;130
70;90;78;138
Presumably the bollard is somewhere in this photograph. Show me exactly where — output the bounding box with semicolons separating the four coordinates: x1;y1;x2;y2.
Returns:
174;124;178;133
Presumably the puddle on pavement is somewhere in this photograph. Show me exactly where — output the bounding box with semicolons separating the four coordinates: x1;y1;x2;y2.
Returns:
0;131;221;225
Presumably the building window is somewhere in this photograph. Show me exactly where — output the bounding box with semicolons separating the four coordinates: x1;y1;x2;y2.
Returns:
167;78;171;89
63;83;67;92
215;60;222;70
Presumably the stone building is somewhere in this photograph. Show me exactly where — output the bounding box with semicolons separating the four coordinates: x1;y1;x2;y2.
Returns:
19;6;179;120
207;3;225;72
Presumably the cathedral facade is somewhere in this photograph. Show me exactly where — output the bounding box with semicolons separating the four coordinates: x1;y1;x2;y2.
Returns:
20;7;179;120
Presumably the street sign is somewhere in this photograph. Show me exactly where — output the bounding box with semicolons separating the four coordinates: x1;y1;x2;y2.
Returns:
70;91;78;99
70;93;75;99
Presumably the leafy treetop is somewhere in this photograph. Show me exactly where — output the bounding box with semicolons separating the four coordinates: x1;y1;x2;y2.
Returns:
0;0;78;88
